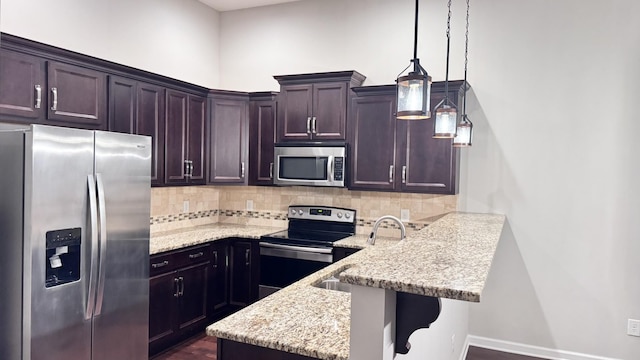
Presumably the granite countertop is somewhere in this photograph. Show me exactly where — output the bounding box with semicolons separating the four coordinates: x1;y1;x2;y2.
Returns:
206;212;506;360
334;234;403;249
150;224;283;255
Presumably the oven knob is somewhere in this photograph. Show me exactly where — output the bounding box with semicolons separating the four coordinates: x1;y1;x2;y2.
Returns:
298;209;304;215
345;213;351;219
290;209;296;216
337;212;343;219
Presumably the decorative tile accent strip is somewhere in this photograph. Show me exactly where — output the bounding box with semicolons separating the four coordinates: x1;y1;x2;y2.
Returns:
150;210;218;225
151;209;429;230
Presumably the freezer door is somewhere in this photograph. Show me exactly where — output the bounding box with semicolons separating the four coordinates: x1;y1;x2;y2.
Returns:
26;125;95;360
92;131;151;360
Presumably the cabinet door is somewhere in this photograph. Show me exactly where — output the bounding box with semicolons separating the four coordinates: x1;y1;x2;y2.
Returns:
187;95;206;184
208;98;248;184
348;94;398;191
138;83;166;186
229;241;258;307
165;89;188;185
210;242;229;315
177;262;210;333
108;76;136;133
249;100;276;185
277;84;312;141
47;61;106;129
311;82;347;140
149;270;178;356
0;49;46;121
399;91;459;194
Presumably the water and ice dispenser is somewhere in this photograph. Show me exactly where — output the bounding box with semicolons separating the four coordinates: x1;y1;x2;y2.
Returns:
45;228;81;288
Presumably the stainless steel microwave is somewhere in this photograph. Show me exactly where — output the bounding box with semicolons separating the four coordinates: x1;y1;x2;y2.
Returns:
273;142;346;187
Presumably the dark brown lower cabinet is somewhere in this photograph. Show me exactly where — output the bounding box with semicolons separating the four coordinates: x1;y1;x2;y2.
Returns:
149;239;259;356
148;244;213;356
333;247;361;262
217;339;318;360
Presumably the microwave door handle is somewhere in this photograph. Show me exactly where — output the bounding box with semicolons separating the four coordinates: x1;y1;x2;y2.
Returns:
328;156;334;181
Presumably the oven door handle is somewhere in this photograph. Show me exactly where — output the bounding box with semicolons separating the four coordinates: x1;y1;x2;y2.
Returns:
259;242;333;254
259;242;333;263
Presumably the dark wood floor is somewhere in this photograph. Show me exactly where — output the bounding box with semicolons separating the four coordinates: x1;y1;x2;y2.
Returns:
467;346;547;360
152;333;217;360
151;333;548;360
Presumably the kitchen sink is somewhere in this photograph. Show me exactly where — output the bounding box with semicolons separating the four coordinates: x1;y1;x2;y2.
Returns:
311;267;353;293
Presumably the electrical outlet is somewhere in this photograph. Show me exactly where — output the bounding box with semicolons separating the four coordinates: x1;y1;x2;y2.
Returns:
246;200;254;211
400;209;410;221
183;200;190;213
628;319;640;337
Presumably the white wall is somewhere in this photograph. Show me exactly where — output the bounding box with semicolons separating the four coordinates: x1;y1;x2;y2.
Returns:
220;0;640;359
0;0;221;88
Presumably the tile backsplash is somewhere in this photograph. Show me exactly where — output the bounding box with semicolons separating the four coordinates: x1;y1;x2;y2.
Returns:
151;186;457;236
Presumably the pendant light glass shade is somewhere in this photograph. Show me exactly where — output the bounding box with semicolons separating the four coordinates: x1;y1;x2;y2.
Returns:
433;102;458;138
396;0;432;120
397;65;432;120
453;115;473;147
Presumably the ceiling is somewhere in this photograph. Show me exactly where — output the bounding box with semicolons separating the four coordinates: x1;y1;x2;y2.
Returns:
198;0;305;12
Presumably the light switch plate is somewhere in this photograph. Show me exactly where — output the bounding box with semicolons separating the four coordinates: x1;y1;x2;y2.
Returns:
183;200;189;213
246;200;254;211
400;209;410;221
628;319;640;336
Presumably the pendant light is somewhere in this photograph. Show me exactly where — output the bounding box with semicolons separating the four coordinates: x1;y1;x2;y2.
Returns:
453;0;474;147
396;0;432;120
433;0;458;138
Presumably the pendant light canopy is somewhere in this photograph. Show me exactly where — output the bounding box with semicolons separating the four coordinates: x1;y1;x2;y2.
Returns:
433;0;458;138
396;0;432;120
453;0;473;147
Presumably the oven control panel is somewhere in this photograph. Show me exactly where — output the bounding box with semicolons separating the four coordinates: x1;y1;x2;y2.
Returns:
288;206;356;223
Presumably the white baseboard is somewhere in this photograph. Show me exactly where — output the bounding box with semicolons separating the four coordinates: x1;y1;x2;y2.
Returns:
461;335;622;360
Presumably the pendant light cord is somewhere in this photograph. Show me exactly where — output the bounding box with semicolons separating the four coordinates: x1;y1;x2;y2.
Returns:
462;0;470;116
444;0;452;98
413;0;419;66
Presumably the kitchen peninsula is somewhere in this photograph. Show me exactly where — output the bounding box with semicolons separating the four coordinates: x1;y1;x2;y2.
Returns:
206;212;506;360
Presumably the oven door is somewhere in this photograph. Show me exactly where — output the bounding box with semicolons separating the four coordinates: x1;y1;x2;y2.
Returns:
259;242;333;299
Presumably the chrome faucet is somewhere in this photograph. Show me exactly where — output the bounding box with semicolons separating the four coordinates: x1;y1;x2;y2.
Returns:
367;215;406;245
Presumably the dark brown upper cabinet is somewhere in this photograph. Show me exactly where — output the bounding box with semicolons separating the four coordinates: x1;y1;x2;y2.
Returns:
0;49;46;121
165;90;206;186
47;61;107;128
207;91;250;185
109;76;166;186
274;71;365;142
0;48;107;129
248;92;278;186
348;81;464;194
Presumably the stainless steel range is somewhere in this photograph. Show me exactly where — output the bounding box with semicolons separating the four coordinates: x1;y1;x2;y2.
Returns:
258;205;356;298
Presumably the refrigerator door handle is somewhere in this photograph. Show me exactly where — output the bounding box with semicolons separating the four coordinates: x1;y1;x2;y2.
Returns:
86;175;99;320
94;173;108;316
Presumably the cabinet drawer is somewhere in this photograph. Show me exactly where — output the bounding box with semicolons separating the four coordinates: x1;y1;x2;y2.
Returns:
150;243;212;276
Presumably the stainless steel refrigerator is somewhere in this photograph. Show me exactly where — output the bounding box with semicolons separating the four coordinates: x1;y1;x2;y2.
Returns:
0;124;151;360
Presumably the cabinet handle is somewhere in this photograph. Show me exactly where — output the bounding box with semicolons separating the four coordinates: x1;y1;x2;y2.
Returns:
213;251;218;268
269;162;274;180
311;117;317;134
402;166;407;184
389;165;394;183
151;260;169;269
189;161;194;177
35;85;42;109
184;160;190;178
50;87;58;111
189;251;204;259
173;278;180;298
178;276;184;297
241;162;245;178
245;249;250;266
306;117;312;134
225;253;229;269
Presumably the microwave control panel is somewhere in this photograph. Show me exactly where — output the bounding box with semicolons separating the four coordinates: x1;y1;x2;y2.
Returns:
333;157;344;181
